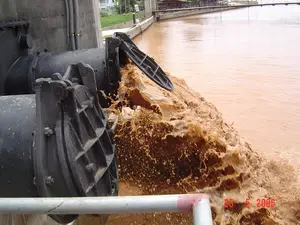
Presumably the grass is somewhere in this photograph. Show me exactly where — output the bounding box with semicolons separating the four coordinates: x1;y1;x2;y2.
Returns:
101;14;134;28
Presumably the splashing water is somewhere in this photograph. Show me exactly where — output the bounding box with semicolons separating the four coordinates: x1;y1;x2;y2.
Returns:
98;62;300;225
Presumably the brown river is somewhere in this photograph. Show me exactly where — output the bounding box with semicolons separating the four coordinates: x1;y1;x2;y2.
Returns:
134;6;300;169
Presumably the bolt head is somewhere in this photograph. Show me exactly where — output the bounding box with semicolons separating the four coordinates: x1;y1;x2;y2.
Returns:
44;127;53;136
45;176;54;185
55;86;64;96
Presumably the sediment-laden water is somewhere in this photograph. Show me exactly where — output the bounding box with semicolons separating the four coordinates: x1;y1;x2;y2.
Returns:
103;62;300;224
134;6;300;169
103;6;300;224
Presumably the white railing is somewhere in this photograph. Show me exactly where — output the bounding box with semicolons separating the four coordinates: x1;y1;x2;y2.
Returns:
0;194;213;225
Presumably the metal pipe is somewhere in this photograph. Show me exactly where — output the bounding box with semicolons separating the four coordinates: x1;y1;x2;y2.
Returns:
0;95;38;198
0;194;211;216
73;0;80;49
193;198;213;225
64;0;71;50
68;0;75;50
5;48;107;95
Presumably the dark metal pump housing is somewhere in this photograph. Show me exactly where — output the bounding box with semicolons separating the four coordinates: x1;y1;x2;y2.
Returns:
34;63;119;223
0;62;119;224
0;19;173;224
0;20;120;224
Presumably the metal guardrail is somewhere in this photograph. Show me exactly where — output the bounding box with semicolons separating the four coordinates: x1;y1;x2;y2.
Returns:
0;194;213;225
153;2;300;13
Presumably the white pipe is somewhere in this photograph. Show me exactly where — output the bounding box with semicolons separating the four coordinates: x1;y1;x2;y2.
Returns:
193;198;213;225
0;194;213;225
0;194;208;214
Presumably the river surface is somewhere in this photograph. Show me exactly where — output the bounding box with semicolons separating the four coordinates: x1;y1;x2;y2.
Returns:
134;6;300;168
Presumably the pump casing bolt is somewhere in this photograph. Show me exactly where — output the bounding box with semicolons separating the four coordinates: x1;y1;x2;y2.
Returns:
44;127;53;136
45;176;54;185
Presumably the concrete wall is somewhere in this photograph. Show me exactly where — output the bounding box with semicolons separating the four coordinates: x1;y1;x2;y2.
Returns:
126;16;154;39
0;0;103;52
0;0;18;21
90;0;104;49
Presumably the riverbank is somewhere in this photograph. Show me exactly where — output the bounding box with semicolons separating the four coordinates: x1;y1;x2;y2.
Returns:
102;6;243;40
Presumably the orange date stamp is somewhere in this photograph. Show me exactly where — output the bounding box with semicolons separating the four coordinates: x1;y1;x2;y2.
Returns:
224;198;277;209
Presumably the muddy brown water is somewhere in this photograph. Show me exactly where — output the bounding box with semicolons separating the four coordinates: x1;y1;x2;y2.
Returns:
134;6;300;169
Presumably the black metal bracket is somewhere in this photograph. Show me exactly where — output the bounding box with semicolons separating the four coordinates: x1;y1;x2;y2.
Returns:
110;32;174;91
105;37;122;94
0;20;29;29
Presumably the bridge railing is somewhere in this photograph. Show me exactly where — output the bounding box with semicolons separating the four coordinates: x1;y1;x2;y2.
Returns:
154;1;300;13
157;1;229;10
